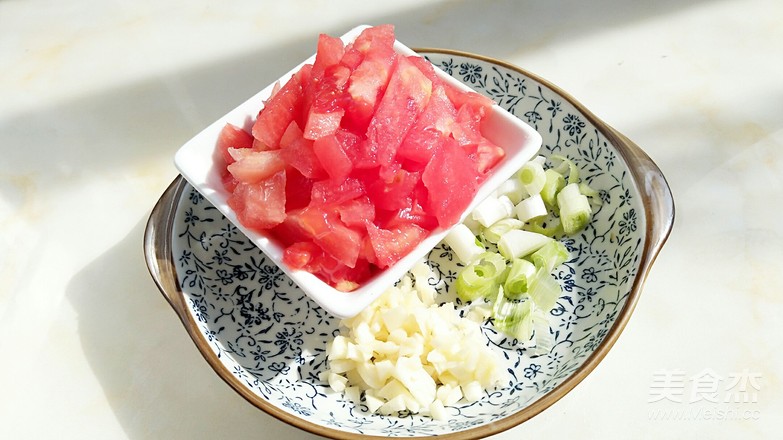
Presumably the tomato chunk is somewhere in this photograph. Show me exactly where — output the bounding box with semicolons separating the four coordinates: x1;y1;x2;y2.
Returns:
362;56;432;171
422;139;479;228
227;170;287;231
366;223;428;269
216;123;254;166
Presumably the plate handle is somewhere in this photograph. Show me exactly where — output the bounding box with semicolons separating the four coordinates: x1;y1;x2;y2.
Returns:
143;176;190;323
610;128;675;279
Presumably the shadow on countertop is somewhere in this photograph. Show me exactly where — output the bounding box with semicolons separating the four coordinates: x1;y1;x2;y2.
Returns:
0;0;713;178
66;218;324;439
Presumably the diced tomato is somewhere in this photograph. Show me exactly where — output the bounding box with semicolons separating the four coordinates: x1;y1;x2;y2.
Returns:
283;241;323;270
343;41;397;134
227;170;287;231
313;134;353;181
327;258;373;292
422;138;479;228
336;196;375;228
304;109;345;141
221;169;238;193
279;121;326;179
444;87;495;113
310;177;364;206
311;34;345;80
226;149;286;183
468;138;506;175
332;128;362;166
339;43;364;70
366;222;427;269
363;56;432;171
252;64;312;148
352;24;395;54
268;209;311;247
397;85;457;164
295;206;363;268
304;65;351;140
384;186;438;230
216;123;254;166
451;100;486;146
366;168;419;211
284;168;312;211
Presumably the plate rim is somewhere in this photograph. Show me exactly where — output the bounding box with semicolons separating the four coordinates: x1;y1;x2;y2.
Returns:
144;48;675;439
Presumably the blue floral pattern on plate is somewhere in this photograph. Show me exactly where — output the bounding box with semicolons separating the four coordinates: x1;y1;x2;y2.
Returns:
170;52;644;437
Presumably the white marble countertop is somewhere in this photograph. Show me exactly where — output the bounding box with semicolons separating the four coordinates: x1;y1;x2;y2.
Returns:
1;0;781;438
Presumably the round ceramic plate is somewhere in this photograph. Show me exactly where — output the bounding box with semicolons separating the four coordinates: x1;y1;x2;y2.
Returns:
144;50;674;439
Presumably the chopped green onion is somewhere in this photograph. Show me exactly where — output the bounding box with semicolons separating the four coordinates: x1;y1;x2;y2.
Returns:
551;154;579;185
472;195;515;228
497;230;552;260
492;290;533;341
528;266;561;311
483;218;524;244
495;178;529;205
504;258;536;299
515;193;548;223
530;240;569;273
531;155;547;166
444;224;485;265
540;168;566;209
579;182;603;206
518;161;546;195
530;308;554;355
557;183;592;235
455;252;507;302
461;214;483;235
523;217;562;238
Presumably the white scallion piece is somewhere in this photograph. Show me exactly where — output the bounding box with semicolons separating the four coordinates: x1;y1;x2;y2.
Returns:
443;224;484;265
494;177;529;204
472;195;514;228
461;214;483;236
497;229;552;260
518;161;546;195
483;218;524;244
531;155;547;166
540;168;566;208
515;193;548;223
557;183;592;235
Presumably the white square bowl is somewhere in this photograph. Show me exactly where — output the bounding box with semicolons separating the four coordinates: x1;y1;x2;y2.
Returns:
174;25;542;318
